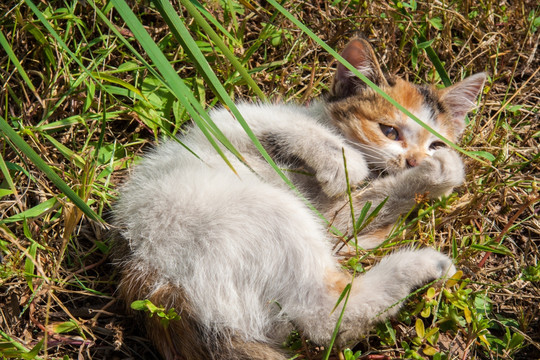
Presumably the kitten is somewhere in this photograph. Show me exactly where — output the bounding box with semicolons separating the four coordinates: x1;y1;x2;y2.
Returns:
113;38;485;360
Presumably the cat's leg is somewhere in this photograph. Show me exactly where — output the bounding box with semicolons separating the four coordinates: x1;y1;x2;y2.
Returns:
291;248;456;349
258;121;369;198
336;248;456;346
326;148;465;248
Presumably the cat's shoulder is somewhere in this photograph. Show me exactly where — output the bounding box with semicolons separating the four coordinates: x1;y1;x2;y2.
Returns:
208;101;319;125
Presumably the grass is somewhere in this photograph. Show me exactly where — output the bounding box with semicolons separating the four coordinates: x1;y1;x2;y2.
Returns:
0;0;538;359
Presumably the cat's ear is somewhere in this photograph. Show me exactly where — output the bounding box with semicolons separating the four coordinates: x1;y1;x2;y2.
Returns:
440;73;486;133
330;38;388;101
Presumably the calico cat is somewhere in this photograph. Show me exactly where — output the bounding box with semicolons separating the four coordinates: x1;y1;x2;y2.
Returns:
113;38;485;359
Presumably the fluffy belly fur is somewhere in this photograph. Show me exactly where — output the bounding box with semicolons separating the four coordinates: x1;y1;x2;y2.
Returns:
113;37;484;359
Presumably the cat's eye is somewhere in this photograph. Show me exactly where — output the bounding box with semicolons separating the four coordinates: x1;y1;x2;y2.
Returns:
379;124;399;141
429;141;447;150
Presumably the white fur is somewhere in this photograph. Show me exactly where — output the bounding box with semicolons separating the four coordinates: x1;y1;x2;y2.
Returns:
114;102;458;350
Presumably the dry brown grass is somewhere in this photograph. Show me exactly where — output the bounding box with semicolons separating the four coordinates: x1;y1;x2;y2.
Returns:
0;0;538;359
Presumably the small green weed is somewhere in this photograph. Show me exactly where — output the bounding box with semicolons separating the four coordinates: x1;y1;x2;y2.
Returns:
131;299;181;328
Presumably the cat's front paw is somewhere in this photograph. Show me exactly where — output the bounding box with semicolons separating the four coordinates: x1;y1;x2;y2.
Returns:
317;149;369;198
419;148;464;198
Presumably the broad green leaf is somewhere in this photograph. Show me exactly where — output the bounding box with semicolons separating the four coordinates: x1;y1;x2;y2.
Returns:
428;17;444;30
0;189;13;197
415;318;425;338
131;299;149;311
467;150;495;162
446;270;463;287
508;332;525;350
423;345;438;356
91;72;146;100
52;320;79;334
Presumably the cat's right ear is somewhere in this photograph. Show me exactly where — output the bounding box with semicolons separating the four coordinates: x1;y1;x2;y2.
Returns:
330;38;388;101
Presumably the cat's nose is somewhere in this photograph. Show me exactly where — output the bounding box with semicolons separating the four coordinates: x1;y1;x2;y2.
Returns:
406;157;419;168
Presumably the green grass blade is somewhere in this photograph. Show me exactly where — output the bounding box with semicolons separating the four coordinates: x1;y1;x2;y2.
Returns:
0;29;36;92
152;0;310;201
418;34;452;87
0;150;16;196
24;0;96;85
0;329;44;360
0;116;102;222
111;0;242;172
179;0;267;100
265;0;487;165
0;197;57;225
189;0;240;47
91;72;147;100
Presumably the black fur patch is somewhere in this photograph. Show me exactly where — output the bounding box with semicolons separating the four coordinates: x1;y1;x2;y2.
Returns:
259;133;303;167
417;86;446;115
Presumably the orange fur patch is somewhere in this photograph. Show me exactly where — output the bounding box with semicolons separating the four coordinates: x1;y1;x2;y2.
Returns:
328;78;460;152
324;269;352;296
117;261;287;360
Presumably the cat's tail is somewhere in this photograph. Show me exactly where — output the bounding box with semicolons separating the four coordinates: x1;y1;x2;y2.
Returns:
117;262;287;360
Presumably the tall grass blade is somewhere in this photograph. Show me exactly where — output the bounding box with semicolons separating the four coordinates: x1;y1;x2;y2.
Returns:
0;116;102;222
111;0;242;172
179;0;267;100
151;0;294;185
189;0;240;46
418;34;451;87
0;29;37;93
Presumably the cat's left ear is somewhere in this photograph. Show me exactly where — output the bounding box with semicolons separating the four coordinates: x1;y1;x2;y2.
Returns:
330;38;388;101
440;73;486;133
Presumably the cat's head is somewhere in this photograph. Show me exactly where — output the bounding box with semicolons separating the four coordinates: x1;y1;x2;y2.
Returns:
325;37;485;174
